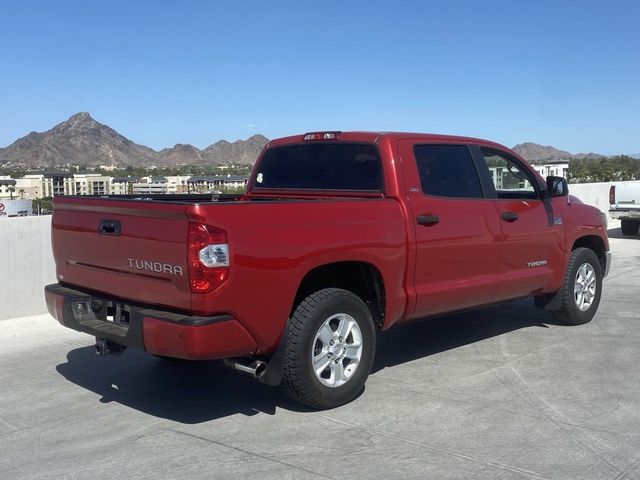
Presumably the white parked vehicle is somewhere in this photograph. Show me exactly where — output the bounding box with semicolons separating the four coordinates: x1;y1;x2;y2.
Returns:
0;199;32;218
610;182;640;235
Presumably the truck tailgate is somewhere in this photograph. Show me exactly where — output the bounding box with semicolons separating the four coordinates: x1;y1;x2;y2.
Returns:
614;182;640;205
52;197;192;311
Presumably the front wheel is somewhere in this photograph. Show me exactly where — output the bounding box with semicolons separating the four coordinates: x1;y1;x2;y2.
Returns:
281;288;376;409
552;247;603;325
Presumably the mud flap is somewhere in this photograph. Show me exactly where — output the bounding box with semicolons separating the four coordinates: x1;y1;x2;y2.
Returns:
258;319;290;386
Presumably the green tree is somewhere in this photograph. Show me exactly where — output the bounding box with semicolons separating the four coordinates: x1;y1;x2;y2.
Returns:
569;155;640;183
32;197;53;214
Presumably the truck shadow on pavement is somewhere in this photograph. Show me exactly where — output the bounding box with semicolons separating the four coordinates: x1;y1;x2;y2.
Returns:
56;299;560;423
372;299;557;373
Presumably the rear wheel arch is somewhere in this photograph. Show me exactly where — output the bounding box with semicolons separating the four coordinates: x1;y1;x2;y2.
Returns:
258;262;385;388
292;261;386;329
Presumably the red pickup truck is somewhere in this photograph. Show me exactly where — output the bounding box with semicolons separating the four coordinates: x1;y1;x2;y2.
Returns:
45;132;611;408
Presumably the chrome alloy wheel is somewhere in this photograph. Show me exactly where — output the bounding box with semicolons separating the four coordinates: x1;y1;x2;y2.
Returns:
311;313;363;388
574;263;597;312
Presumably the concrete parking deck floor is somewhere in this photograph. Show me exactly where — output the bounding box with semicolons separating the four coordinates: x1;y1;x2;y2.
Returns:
1;227;638;480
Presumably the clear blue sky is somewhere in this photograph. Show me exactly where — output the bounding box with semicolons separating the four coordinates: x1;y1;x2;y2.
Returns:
1;0;638;154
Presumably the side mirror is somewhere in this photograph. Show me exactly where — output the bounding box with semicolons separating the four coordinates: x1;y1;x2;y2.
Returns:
546;176;568;197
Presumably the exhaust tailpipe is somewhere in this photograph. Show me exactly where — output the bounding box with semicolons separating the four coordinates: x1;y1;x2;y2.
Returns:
223;358;267;379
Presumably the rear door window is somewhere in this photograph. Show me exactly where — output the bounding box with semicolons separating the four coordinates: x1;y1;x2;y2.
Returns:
254;143;382;191
413;145;483;198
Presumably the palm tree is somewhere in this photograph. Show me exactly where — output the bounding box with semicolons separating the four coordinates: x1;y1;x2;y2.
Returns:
8;186;15;200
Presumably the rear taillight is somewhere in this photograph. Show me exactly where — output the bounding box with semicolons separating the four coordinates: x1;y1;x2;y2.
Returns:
188;223;229;294
609;185;616;204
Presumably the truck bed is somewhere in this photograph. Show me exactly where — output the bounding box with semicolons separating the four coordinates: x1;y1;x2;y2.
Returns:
51;194;407;352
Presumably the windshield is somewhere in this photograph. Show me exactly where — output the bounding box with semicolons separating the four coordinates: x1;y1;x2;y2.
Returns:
253;143;382;191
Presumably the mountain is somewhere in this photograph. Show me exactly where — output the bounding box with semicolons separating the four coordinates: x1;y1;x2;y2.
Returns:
0;113;269;168
512;142;605;162
512;142;573;162
0;112;157;168
202;135;269;165
157;143;204;164
157;135;269;166
1;114;623;168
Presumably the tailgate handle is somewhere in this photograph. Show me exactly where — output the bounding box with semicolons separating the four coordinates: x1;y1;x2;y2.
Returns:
99;219;121;236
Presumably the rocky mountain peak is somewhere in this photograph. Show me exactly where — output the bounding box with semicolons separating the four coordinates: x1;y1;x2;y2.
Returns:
68;112;93;122
0;112;269;168
4;115;611;169
512;142;605;163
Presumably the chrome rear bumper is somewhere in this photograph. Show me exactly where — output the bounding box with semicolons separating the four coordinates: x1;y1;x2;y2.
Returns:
610;209;640;220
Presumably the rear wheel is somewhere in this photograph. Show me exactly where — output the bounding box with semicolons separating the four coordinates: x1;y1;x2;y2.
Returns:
552;247;603;325
621;219;640;235
281;288;376;409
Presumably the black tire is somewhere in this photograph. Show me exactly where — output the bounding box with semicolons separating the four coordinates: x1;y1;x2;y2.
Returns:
552;247;603;325
621;220;640;236
281;288;376;409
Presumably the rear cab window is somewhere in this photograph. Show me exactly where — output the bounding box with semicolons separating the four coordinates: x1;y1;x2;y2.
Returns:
253;143;382;192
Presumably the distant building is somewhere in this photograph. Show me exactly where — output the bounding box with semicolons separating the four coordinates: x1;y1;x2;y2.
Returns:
17;171;116;197
487;161;569;190
23;170;74;197
132;176;169;195
488;167;530;190
110;177;138;195
24;171;75;197
0;178;17;200
4;171;122;198
72;173;112;196
165;175;192;194
531;161;569;179
0;171;249;199
15;177;42;199
186;175;248;193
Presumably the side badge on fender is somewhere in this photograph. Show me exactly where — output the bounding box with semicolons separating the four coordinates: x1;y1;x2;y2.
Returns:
527;260;548;268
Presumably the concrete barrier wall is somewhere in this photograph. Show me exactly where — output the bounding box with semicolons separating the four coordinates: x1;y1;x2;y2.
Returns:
0;216;56;320
1;181;638;320
570;180;640;212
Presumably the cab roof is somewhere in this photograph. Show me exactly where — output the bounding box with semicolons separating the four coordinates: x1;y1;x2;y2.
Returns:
268;131;511;153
